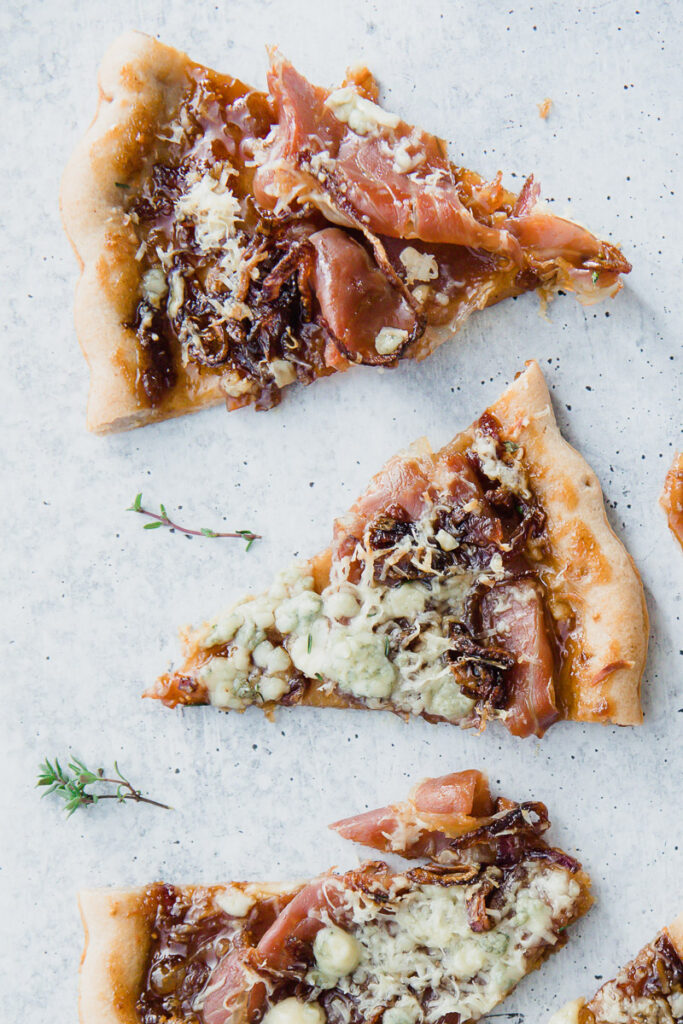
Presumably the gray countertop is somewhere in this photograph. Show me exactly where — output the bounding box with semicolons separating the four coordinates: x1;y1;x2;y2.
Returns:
2;0;681;1020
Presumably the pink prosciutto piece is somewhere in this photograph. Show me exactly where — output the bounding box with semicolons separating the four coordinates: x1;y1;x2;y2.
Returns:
480;580;559;738
309;228;417;364
330;770;496;857
254;53;631;286
332;443;501;562
255;54;519;258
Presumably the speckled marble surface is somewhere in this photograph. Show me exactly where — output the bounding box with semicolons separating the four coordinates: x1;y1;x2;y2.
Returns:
1;0;681;1020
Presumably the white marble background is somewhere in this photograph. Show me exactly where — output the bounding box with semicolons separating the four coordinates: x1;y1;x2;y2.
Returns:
1;0;681;1020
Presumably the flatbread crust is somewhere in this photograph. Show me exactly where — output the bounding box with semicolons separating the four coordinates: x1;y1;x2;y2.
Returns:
78;882;300;1024
481;359;648;725
667;911;683;957
61;33;226;433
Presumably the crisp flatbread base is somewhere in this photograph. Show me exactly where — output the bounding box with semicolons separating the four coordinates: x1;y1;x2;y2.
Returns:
482;360;647;724
61;33;227;434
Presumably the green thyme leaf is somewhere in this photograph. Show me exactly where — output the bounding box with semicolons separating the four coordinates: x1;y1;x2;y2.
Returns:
143;521;163;530
502;440;519;454
114;182;130;189
591;270;599;283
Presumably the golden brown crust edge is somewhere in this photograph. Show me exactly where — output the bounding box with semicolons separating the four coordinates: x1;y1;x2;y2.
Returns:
60;32;225;434
666;911;683;957
78;882;302;1024
485;360;647;725
78;887;154;1024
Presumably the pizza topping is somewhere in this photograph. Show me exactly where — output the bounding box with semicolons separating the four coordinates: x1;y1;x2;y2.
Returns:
262;999;326;1024
578;931;683;1024
329;771;551;865
138;861;584;1024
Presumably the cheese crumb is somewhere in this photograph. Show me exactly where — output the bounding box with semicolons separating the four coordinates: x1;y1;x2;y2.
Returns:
313;925;362;977
262;999;326;1024
399;247;439;285
375;327;409;356
325;87;400;135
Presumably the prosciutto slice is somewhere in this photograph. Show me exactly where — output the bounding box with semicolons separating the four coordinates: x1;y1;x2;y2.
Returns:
480;580;559;738
329;770;550;862
255;55;519;259
310;228;417;364
254;53;631;282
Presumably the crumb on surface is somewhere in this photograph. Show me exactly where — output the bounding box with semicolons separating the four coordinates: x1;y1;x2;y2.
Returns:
538;97;553;119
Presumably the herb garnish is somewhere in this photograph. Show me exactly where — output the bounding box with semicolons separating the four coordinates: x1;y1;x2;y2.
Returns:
37;758;170;816
384;636;391;657
502;440;519;454
591;270;600;283
114;182;130;189
307;634;313;653
128;493;260;549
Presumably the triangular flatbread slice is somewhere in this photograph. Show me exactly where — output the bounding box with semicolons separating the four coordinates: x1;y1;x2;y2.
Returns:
62;33;630;433
149;362;647;737
548;912;683;1023
78;772;593;1024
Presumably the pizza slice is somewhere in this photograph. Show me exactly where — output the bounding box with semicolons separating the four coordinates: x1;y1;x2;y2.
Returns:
61;33;630;433
148;361;647;737
78;771;593;1024
548;913;683;1023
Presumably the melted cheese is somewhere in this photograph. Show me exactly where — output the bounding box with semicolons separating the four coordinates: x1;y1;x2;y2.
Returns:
470;432;531;499
175;166;241;251
322;864;582;1024
263;998;325;1024
313;925;362;978
324;87;400;135
201;493;529;721
141;267;168;307
214;886;255;917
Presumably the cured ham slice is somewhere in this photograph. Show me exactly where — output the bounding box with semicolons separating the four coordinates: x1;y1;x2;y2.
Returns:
256;54;630;285
330;770;550;862
150;362;647;737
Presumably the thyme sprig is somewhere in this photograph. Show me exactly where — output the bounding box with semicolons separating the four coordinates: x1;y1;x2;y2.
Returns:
37;757;171;816
127;493;259;549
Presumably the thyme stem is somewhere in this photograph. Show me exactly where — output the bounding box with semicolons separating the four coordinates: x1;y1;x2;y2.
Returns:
127;493;259;548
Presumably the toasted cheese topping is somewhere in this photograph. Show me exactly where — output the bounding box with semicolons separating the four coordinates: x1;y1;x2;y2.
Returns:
262;998;326;1024
324;87;400;135
313;925;362;978
319;864;581;1024
198;436;534;721
375;326;409;355
470;432;530;499
175;165;241;251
